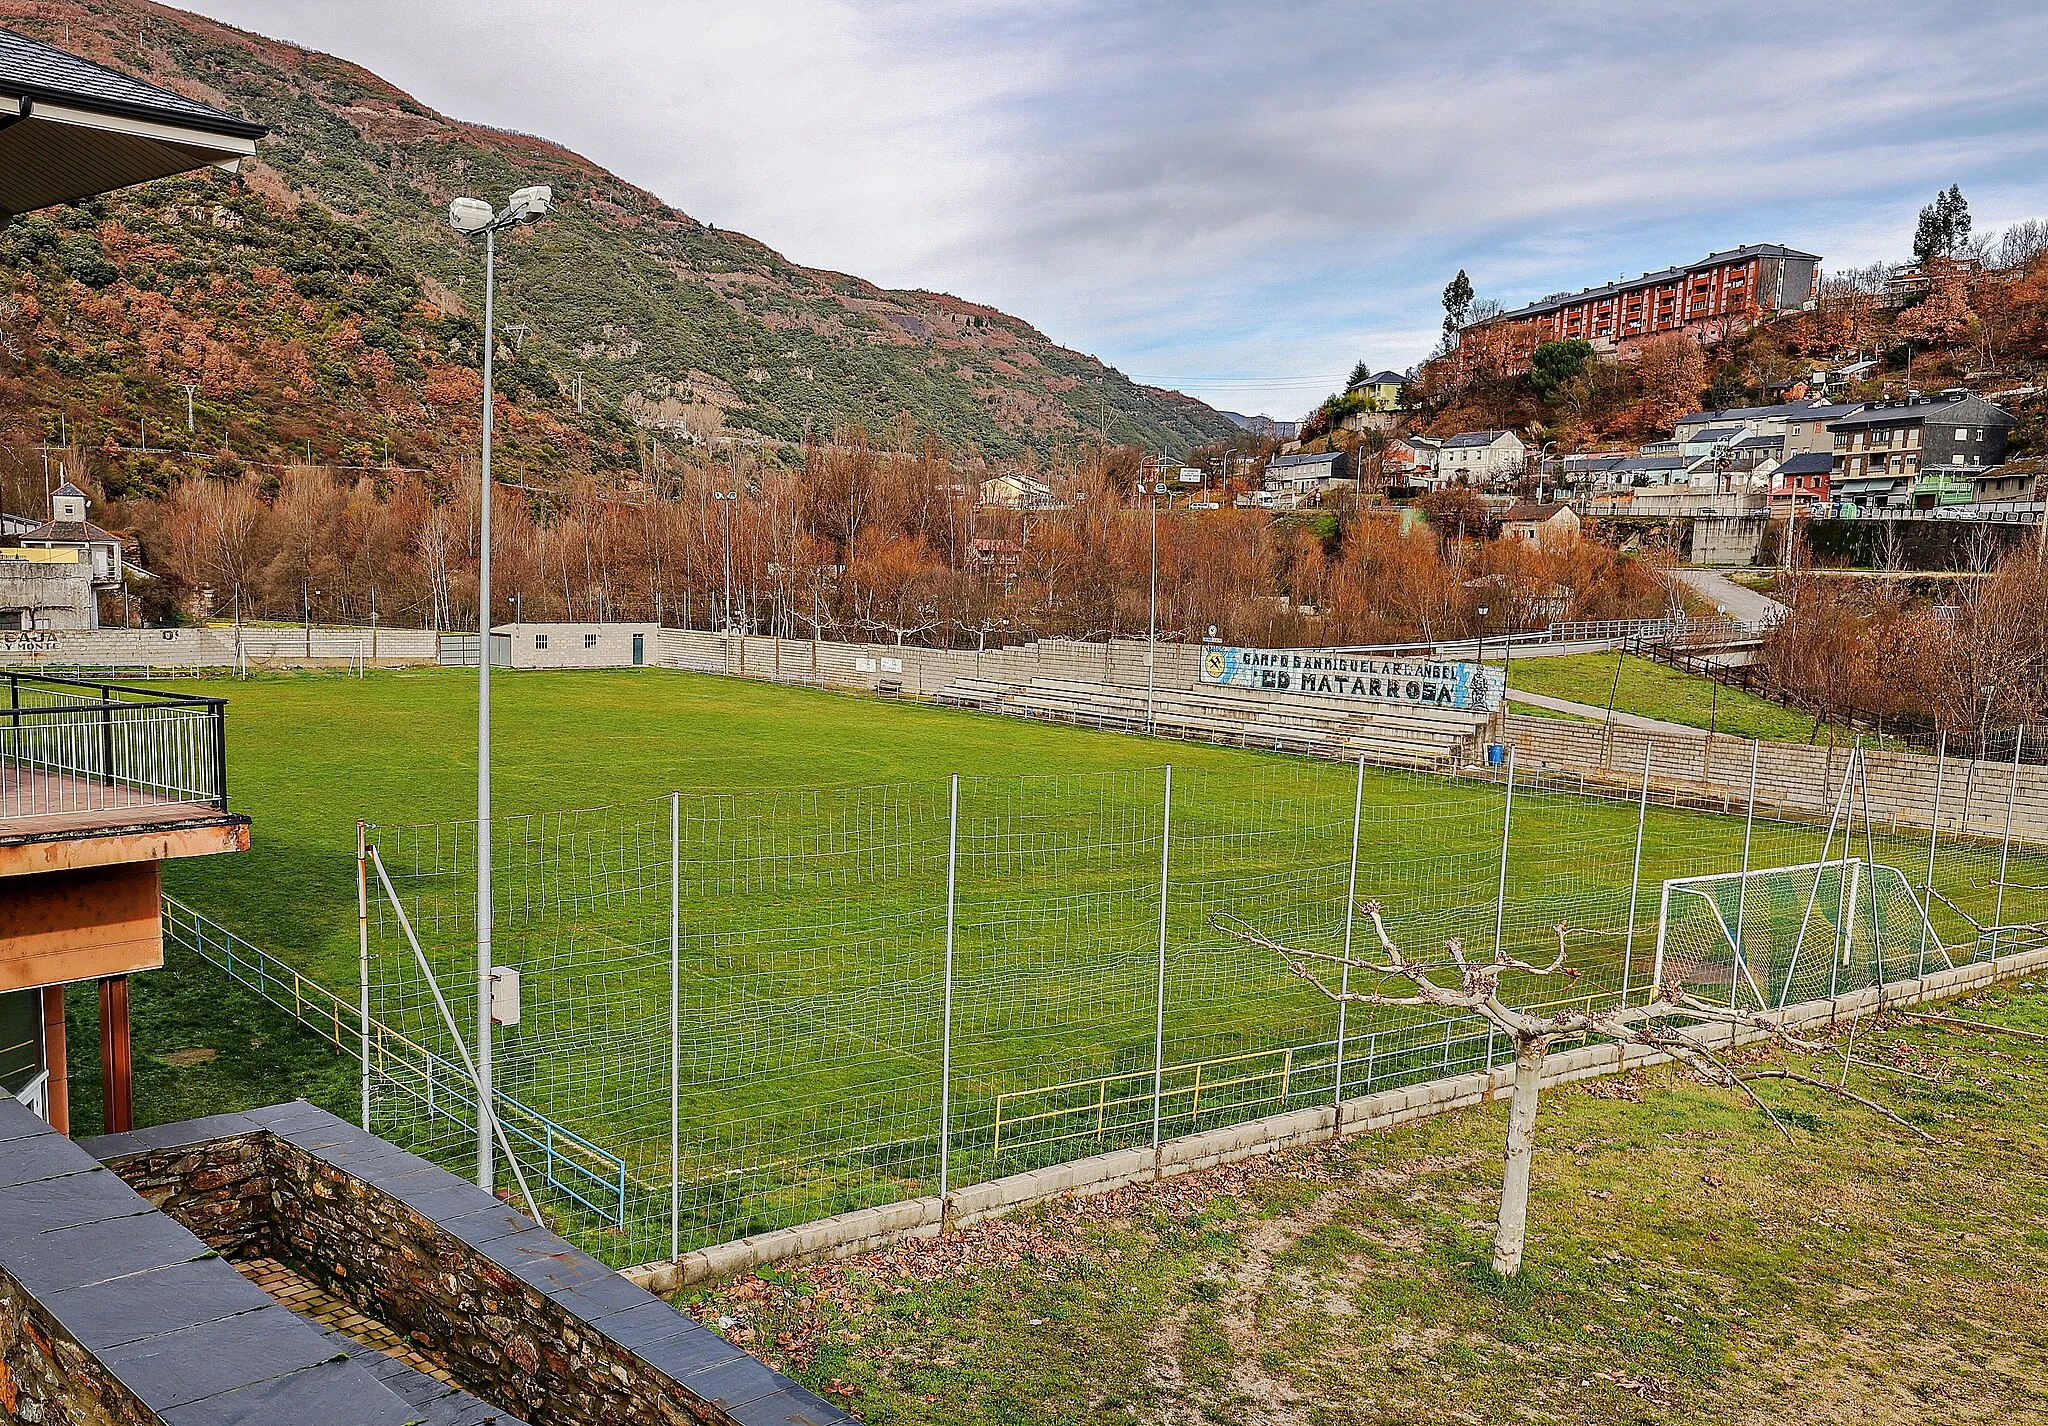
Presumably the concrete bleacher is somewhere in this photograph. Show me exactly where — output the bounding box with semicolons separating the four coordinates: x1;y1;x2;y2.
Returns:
932;674;1492;768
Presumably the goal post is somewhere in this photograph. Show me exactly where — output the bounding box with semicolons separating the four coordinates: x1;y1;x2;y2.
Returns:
1652;858;1937;1010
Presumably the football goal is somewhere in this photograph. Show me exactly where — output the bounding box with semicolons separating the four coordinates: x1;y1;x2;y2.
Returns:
1652;858;1940;1011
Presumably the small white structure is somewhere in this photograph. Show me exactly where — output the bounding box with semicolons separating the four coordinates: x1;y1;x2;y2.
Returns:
1438;430;1526;485
489;622;659;670
978;473;1056;510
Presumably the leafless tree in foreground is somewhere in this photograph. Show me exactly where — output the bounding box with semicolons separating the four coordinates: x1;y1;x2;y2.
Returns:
1211;901;1928;1276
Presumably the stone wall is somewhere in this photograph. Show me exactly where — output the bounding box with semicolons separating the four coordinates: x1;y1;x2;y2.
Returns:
91;1102;852;1426
0;1274;158;1426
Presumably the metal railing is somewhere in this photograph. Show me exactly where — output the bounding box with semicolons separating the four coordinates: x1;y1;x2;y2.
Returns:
161;897;629;1226
2;671;227;821
989;987;1630;1162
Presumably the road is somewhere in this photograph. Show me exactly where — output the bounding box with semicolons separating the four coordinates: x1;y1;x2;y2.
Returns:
1505;691;1708;738
1668;567;1786;626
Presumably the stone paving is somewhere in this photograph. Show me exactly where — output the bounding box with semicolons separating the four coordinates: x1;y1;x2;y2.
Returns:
235;1254;457;1387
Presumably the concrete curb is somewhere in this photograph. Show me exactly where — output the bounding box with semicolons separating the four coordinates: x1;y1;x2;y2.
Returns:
622;945;2048;1292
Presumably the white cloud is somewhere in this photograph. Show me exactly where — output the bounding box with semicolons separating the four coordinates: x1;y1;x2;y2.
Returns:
180;0;2048;417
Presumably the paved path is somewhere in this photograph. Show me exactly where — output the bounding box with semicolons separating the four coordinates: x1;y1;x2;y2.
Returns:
1668;566;1786;626
1506;690;1707;738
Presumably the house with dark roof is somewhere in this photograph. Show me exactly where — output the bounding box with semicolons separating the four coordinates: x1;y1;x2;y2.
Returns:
1437;429;1525;485
1347;369;1410;411
1673;399;1863;458
1768;451;1834;510
1262;449;1350;504
1498;502;1580;547
1827;391;2015;511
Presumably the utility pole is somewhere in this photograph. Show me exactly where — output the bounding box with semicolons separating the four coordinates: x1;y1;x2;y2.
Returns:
182;384;196;433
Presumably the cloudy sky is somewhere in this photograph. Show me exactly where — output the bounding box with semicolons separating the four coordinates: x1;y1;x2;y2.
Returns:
181;0;2048;420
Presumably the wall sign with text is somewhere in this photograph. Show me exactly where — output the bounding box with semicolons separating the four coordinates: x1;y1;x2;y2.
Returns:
1199;647;1505;712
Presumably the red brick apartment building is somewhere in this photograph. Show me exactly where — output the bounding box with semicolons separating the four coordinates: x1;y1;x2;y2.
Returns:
1483;244;1822;357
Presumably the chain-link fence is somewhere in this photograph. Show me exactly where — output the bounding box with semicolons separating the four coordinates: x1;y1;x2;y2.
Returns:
351;741;2047;1269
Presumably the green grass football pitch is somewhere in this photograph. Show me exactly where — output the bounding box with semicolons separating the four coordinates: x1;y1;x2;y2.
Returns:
152;668;2041;1258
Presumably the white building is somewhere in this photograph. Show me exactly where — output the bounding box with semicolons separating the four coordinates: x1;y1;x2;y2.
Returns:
489;622;659;670
2;484;126;630
1437;430;1526;485
978;473;1056;510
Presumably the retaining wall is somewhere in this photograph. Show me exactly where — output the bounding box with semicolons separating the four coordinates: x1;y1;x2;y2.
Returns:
623;941;2048;1291
1504;712;2048;843
0;625;439;669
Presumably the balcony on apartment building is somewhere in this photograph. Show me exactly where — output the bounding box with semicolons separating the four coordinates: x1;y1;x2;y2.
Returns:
0;672;248;1136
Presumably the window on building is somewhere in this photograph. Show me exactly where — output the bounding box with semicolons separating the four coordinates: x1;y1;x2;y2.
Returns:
584;633;599;648
535;634;549;649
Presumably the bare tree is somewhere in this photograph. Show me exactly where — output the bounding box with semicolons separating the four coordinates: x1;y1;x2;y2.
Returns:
1213;901;1926;1276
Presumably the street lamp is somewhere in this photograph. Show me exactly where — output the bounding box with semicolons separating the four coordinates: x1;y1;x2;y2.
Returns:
712;490;737;632
448;183;552;1194
1476;603;1489;666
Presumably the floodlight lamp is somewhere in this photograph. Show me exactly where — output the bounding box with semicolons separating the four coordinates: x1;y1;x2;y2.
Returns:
449;197;494;234
505;185;554;222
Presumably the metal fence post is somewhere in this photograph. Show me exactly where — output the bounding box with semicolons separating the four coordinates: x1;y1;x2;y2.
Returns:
939;774;959;1204
669;790;681;1262
1918;731;1945;976
1992;727;2024;952
1622;744;1652;1004
1492;746;1515;961
1151;764;1173;1154
1334;756;1364;1105
1731;742;1758;1009
357;821;371;1130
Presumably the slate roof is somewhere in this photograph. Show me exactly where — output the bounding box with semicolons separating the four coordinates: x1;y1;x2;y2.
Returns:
1676;400;1863;425
1442;430;1513;448
1364;370;1408;386
1828;392;2014;430
1267;450;1343;468
1502;503;1571;522
1776;451;1834;477
18;518;120;544
1684;426;1743;443
0;26;265;138
1733;433;1784;449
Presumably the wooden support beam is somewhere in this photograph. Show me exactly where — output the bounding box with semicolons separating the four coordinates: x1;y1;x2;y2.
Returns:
41;984;67;1136
97;975;132;1134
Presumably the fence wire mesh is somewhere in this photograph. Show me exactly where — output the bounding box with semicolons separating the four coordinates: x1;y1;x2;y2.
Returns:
353;742;2047;1269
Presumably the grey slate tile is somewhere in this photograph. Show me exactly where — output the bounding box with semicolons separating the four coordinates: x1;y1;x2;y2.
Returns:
583;1296;704;1351
0;1135;106;1188
682;1352;788;1410
4;1208;208;1294
44;1258;275;1350
636;1320;747;1380
157;1357;420;1426
0;1097;55;1143
0;1168;148;1236
435;1200;539;1247
99;1303;345;1410
80;1113;262;1161
726;1386;857;1426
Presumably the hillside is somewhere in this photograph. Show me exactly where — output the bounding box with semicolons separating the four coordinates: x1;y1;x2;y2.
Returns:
0;0;1233;500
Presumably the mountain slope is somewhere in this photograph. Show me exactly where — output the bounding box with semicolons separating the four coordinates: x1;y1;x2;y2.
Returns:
0;0;1232;493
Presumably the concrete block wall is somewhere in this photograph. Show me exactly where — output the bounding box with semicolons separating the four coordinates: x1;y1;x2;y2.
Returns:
1505;713;2048;842
625;942;2048;1292
0;625;440;669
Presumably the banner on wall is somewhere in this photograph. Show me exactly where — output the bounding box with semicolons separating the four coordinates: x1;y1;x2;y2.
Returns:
1198;646;1505;712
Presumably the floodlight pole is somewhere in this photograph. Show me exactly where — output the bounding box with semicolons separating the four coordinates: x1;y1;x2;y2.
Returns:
1731;740;1758;1009
476;221;497;1192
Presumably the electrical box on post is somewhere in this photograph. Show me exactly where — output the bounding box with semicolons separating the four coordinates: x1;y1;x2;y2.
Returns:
490;966;520;1027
